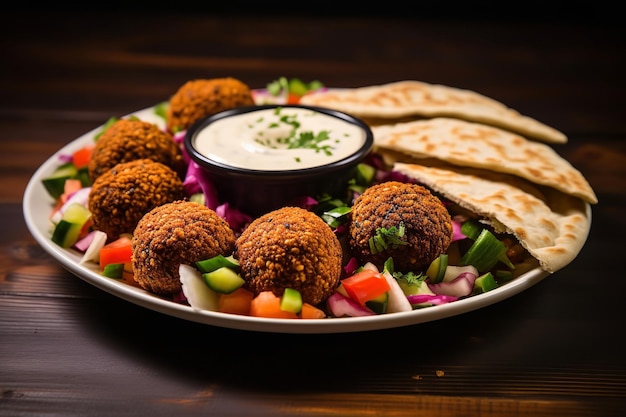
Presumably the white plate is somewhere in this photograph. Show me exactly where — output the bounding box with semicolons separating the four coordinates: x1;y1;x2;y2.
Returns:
23;106;554;334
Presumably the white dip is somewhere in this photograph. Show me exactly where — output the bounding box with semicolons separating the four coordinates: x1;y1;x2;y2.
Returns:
193;107;367;170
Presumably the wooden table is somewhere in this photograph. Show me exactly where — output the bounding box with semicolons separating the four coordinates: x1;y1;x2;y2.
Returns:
2;8;625;417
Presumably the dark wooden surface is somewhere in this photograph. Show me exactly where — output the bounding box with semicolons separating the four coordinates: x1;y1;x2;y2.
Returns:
2;8;626;417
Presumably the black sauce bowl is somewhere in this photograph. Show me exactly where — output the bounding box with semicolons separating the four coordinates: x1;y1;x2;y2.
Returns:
184;104;374;217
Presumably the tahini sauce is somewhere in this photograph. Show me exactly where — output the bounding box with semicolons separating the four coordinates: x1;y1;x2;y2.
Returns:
193;107;366;170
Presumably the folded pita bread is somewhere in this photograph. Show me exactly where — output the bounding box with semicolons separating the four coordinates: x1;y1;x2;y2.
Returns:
392;163;591;273
300;80;567;144
372;117;597;204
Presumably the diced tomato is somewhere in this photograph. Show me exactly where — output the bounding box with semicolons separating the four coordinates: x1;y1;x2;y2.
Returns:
286;93;301;104
72;144;95;169
63;178;83;197
250;291;298;319
300;303;326;319
99;235;133;269
218;287;254;315
340;269;390;306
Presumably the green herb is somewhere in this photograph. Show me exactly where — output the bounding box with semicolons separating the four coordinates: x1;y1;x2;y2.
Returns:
368;222;408;254
94;117;119;140
256;107;337;155
153;101;168;120
288;130;334;155
393;270;427;286
266;77;324;97
321;206;351;228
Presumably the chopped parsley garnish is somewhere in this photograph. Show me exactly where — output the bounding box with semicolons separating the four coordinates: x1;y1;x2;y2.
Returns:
393;270;426;285
288;130;333;155
369;222;408;254
252;107;338;160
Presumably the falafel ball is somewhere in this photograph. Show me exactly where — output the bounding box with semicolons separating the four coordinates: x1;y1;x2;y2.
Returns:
132;200;236;296
349;181;454;272
88;118;186;182
234;206;343;305
166;77;255;133
88;159;185;240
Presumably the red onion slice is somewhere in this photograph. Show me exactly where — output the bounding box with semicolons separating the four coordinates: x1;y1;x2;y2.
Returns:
428;271;477;297
327;292;375;317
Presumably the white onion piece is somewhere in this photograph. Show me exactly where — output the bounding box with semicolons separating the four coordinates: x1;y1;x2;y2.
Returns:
78;230;107;265
179;264;220;312
327;292;375;317
442;265;478;282
361;262;379;272
382;271;413;313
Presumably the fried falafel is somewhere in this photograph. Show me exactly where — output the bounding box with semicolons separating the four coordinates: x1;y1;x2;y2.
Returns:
235;206;343;305
132;200;236;296
88;159;185;240
166;77;255;133
349;181;453;272
88;118;185;181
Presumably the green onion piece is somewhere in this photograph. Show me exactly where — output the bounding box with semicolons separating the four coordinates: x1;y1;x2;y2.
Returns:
196;254;240;274
474;272;499;293
461;220;483;240
321;206;351;228
460;229;509;273
495;269;514;282
426;253;448;284
102;263;125;279
383;257;395;274
355;163;376;187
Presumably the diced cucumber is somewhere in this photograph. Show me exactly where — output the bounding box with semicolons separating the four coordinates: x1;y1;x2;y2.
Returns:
189;192;205;206
202;266;244;294
280;288;303;313
196;254;240;273
51;220;81;248
62;202;92;224
474;272;499;293
76;167;92;187
42;163;79;199
51;202;92;248
426;253;448;283
365;291;388;314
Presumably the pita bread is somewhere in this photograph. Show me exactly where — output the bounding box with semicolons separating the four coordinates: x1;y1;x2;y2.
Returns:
372;117;597;204
392;163;591;273
300;80;567;144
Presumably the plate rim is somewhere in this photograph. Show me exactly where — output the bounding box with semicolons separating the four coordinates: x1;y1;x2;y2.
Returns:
22;105;566;334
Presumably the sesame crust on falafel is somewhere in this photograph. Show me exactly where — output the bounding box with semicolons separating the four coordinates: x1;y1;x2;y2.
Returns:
88;159;185;240
132;200;236;296
166;77;255;133
88;118;185;182
234;206;343;306
349;181;454;273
